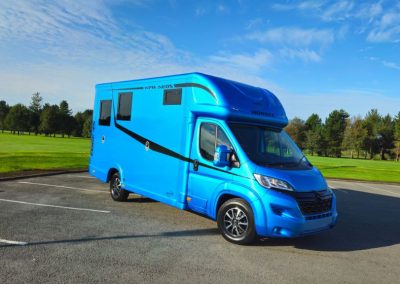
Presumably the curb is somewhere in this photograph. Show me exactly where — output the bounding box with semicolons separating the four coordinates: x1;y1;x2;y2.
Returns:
0;169;88;182
326;178;400;186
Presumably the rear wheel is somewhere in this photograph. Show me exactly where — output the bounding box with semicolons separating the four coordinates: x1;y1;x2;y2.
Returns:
217;198;256;245
110;172;129;201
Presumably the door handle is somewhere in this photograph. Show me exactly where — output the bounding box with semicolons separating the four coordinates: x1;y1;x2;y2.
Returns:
193;159;199;171
101;135;105;144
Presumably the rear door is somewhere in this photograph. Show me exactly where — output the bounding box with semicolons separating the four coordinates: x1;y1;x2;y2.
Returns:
91;91;113;180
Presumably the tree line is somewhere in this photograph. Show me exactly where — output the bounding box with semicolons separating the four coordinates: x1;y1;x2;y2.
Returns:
1;94;400;161
285;109;400;161
0;93;93;138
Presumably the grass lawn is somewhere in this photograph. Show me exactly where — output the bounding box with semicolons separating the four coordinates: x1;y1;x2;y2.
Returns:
1;132;399;183
308;156;400;183
0;132;90;174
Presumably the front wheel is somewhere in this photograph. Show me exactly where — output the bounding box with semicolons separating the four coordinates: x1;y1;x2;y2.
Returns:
217;198;257;245
110;172;129;201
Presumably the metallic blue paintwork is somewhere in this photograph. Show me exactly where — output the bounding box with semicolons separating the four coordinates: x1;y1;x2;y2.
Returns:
90;72;337;238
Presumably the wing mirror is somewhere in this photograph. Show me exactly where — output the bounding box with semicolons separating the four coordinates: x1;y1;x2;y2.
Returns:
213;145;232;167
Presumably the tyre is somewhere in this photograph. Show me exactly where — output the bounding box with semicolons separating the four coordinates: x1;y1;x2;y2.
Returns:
217;198;256;245
110;172;129;201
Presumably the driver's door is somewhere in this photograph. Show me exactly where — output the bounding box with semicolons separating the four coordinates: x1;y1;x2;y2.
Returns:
187;119;234;214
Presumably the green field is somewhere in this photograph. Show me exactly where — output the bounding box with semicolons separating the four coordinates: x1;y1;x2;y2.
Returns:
1;132;399;183
308;156;400;183
0;132;90;174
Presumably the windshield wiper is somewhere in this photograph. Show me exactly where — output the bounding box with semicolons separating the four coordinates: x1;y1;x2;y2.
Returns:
296;154;306;166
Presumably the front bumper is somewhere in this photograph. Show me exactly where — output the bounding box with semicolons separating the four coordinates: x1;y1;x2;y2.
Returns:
255;188;338;238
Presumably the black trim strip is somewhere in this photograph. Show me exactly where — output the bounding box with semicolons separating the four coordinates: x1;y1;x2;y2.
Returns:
174;83;216;100
114;87;144;91
114;121;248;178
112;82;216;101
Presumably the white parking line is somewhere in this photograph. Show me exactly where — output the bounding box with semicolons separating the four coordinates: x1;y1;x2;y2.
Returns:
0;198;110;213
66;175;96;179
354;183;400;197
329;180;400;197
0;239;28;246
330;187;348;194
17;181;106;193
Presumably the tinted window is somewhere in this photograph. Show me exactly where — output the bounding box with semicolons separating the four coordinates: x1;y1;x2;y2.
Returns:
117;92;132;120
163;89;182;105
229;124;311;169
200;123;232;161
99;100;111;126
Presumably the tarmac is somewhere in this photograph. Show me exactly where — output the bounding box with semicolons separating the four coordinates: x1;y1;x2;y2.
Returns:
1;173;399;283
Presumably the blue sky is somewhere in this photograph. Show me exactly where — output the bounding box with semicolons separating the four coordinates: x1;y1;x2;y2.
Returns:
0;0;399;119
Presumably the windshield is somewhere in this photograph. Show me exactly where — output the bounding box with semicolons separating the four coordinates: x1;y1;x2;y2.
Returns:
229;123;312;170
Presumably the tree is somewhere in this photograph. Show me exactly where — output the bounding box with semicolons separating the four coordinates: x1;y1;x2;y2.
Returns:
74;109;92;137
342;117;367;158
305;127;324;156
324;109;349;157
65;115;77;137
73;112;85;137
29;92;43;135
305;113;322;131
304;114;323;156
82;115;92;138
0;100;10;132
285;117;307;149
39;104;60;137
59;100;72;116
395;112;400;161
363;109;381;159
377;114;394;160
59;100;72;138
4;104;30;135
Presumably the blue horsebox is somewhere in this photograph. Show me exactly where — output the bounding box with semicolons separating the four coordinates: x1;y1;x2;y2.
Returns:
89;73;337;244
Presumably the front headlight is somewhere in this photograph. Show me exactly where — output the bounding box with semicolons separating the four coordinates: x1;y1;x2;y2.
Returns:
254;174;294;191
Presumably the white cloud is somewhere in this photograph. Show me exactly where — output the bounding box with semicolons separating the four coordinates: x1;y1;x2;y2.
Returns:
217;4;228;13
370;57;400;71
367;26;400;42
246;18;263;30
278;88;400;120
380;12;400;28
382;60;400;70
321;1;354;21
195;7;206;16
1;0;399;121
271;1;325;12
279;48;321;62
366;5;400;42
355;1;383;22
246;27;334;47
209;49;273;72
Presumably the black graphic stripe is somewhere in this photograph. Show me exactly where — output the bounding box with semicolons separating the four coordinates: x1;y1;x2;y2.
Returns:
115;122;191;163
174;83;216;100
114;121;247;178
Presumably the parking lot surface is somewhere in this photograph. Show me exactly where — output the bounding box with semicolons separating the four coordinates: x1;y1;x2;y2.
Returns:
1;173;399;283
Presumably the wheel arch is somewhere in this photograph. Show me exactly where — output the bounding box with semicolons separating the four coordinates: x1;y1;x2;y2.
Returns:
106;163;124;183
210;182;267;230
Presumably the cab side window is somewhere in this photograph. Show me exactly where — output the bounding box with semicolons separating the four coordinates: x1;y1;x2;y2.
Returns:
200;123;232;161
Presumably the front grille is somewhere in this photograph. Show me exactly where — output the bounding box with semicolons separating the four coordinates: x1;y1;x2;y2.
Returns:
292;190;332;215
